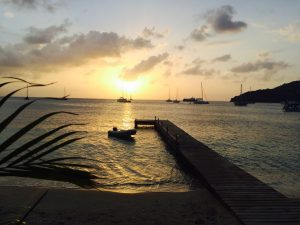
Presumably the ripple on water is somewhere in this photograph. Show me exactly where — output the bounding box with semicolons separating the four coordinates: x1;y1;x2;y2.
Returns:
0;99;299;196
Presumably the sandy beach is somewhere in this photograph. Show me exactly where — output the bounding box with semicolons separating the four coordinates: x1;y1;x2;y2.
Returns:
0;186;241;225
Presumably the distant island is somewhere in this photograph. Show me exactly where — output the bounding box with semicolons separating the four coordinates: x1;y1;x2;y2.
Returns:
230;81;300;103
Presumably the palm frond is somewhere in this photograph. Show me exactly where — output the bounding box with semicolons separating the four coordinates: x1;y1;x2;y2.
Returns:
0;87;26;108
0;81;17;88
0;78;100;188
0;83;55;108
31;157;100;165
32;162;96;170
24;137;85;164
1;76;57;86
1;76;33;84
0;111;78;153
0;100;36;134
0;165;98;188
5;131;83;166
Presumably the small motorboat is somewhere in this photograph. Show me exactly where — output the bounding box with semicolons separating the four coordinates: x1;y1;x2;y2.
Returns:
108;127;137;139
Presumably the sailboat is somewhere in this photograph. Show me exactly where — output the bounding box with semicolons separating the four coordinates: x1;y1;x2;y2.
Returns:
166;88;172;102
24;85;29;100
234;84;248;106
194;82;209;104
173;88;180;103
61;88;69;100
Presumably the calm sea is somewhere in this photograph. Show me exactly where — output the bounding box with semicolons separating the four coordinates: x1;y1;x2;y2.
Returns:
0;98;299;197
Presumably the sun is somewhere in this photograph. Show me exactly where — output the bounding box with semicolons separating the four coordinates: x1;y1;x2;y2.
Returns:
116;79;141;94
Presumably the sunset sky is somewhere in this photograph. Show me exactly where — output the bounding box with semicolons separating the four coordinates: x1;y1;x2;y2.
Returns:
0;0;299;100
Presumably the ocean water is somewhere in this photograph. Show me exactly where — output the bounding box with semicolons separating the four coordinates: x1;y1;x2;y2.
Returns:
0;98;299;197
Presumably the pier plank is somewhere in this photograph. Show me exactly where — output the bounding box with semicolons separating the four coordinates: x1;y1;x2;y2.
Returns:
138;119;300;225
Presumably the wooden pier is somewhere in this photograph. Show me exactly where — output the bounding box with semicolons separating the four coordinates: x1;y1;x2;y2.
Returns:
134;119;156;128
135;118;300;225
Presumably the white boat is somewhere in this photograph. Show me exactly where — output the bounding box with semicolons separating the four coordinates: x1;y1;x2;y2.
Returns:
194;98;209;104
117;97;131;103
108;127;136;139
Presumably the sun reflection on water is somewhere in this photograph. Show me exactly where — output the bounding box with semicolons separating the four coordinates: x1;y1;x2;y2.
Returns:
121;103;133;130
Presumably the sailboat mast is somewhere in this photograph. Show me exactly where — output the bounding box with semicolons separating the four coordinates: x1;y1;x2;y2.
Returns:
201;82;203;100
168;88;170;99
240;84;243;95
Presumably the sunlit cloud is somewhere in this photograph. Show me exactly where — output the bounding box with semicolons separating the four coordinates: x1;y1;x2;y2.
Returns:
0;22;153;73
276;23;300;42
120;53;169;81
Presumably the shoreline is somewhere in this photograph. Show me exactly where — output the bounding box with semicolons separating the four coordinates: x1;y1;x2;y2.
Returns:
0;186;241;225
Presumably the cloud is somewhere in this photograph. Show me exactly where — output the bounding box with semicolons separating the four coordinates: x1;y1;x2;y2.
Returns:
190;25;210;42
2;0;62;12
190;5;247;42
182;57;217;77
174;45;185;51
276;23;300;42
4;11;15;18
206;40;236;46
212;54;231;62
142;27;165;39
0;23;153;72
257;52;270;60
205;5;247;33
24;20;70;44
231;60;290;80
120;53;169;81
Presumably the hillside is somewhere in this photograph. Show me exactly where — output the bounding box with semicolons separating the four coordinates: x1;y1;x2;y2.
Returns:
230;81;300;103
